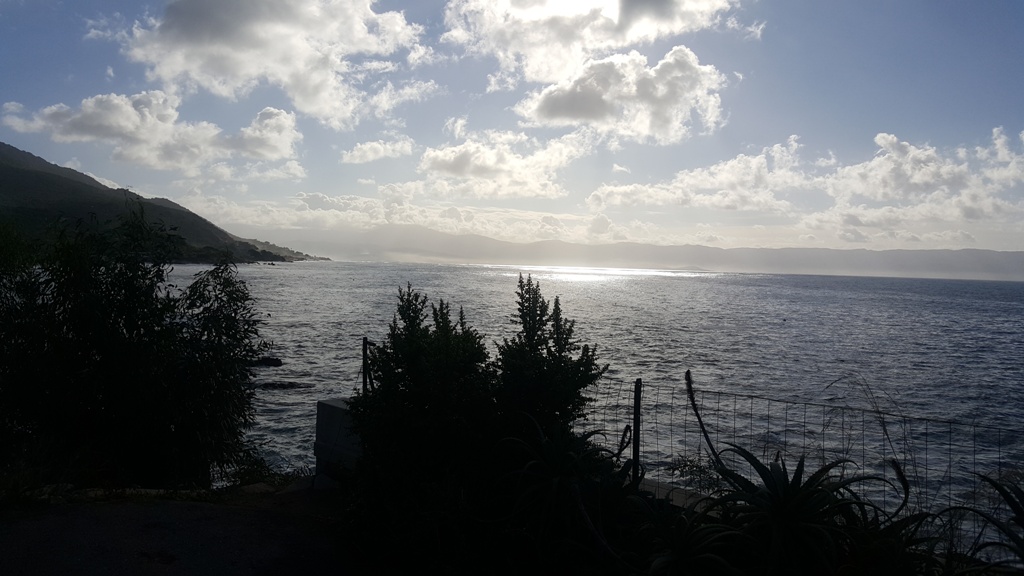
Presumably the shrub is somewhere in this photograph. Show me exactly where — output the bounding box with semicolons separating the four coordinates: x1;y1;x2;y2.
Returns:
346;277;613;571
349;284;497;474
0;208;267;489
495;274;607;437
350;275;607;470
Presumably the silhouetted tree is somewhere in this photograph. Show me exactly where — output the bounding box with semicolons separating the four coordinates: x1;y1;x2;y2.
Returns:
495;274;607;436
349;284;497;475
0;208;267;489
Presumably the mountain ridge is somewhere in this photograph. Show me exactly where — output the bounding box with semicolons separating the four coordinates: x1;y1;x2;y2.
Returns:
0;141;324;263
300;222;1024;281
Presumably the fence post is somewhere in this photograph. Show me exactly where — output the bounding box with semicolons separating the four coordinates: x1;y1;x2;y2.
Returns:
632;378;642;486
362;336;369;394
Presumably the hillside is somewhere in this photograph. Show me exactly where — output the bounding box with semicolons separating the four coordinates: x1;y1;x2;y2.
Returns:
0;142;324;263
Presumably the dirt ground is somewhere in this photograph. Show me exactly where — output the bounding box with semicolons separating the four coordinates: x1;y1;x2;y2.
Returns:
0;477;369;576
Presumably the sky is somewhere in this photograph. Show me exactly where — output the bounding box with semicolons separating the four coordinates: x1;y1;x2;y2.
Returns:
2;0;1024;258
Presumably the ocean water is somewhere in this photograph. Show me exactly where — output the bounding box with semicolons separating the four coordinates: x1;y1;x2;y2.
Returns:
171;262;1024;483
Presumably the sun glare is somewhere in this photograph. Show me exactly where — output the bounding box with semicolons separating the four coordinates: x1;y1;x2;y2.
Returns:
482;264;717;283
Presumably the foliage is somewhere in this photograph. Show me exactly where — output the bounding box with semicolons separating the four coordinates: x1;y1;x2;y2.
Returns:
345;283;1006;574
950;474;1024;571
643;497;748;576
349;283;496;474
667;451;724;494
350;275;606;470
675;370;959;575
497;421;632;571
0;207;267;490
346;276;617;573
495;274;607;436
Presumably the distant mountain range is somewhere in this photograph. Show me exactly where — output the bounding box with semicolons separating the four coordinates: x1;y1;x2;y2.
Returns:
0;142;322;262
3;141;1021;280
292;224;1020;281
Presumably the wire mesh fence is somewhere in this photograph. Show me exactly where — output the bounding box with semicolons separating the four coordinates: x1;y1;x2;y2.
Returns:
585;376;1023;516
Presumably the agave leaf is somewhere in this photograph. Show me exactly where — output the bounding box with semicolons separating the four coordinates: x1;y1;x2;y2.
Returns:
803;457;856;488
769;459;789;494
790;456;806;492
952;505;1024;556
714;461;761;494
980;475;1024;527
826;473;889;494
721;443;777;491
887;458;912;517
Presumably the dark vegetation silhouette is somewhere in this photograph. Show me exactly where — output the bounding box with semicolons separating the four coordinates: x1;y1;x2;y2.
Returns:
3;201;1022;572
0;206;268;491
343;282;1024;574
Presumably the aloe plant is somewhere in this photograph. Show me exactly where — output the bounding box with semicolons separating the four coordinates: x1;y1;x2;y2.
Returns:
950;474;1024;571
712;443;878;573
682;369;945;574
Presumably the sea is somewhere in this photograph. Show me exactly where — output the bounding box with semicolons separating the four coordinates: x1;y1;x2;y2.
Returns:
171;261;1024;497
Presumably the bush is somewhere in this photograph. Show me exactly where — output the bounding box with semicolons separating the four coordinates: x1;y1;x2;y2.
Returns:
349;275;607;471
495;274;607;437
349;284;497;473
346;277;614;572
0;208;267;489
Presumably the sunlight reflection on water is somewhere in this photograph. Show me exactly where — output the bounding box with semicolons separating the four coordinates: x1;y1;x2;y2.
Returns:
170;262;1024;476
480;263;722;282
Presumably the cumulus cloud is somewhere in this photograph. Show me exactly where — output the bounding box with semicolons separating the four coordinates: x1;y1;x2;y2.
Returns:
3;92;303;178
587;212;613;235
443;0;735;88
120;0;427;129
826;133;973;205
180;185;628;243
3;91;224;175
230;107;302;160
418;128;595;199
588;130;1024;247
817;130;1024;231
587;135;806;212
516;46;725;144
836;227;870;243
341;135;415;164
369;80;442;118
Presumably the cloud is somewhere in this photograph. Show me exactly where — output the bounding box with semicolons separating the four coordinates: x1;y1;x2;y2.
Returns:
184;187;636;244
922;229;976;243
369;80;442;118
587;130;1024;247
418;128;595;199
340;135;415;164
817;130;1024;229
587;135;805;212
836;228;870;243
3;91;223;175
442;0;736;88
826;133;973;205
587;212;613;236
516;46;726;144
3;92;303;178
725;15;765;40
121;0;427;129
230;107;302;160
